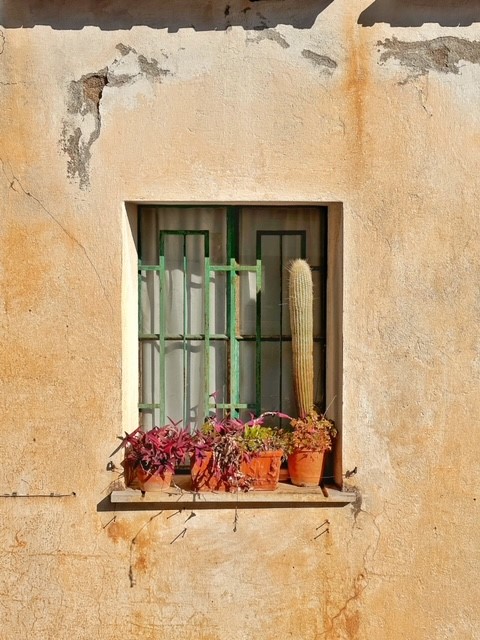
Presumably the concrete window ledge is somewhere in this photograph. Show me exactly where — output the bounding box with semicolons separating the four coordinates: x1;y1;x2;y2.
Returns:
111;476;356;509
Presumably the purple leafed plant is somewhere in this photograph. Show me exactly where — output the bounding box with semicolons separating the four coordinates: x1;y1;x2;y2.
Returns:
121;423;193;476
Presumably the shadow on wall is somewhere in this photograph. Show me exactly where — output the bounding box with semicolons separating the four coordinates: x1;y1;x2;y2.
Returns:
359;0;480;27
1;0;335;31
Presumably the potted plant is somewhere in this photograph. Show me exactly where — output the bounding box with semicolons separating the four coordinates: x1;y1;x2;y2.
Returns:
286;410;337;486
190;413;288;492
121;424;192;492
287;259;337;486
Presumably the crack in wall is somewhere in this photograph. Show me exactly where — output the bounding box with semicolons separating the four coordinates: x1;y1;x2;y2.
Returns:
61;44;171;189
0;30;5;55
0;156;113;312
378;36;480;78
320;488;384;639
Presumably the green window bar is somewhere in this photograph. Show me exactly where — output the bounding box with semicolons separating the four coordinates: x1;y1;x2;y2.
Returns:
207;260;262;418
138;220;261;426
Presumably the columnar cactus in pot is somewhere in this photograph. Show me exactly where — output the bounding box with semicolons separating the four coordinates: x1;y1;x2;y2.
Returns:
287;259;336;487
289;259;314;418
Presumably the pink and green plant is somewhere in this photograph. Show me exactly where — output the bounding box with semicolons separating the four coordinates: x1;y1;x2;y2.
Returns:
121;422;193;477
285;410;337;453
192;412;290;489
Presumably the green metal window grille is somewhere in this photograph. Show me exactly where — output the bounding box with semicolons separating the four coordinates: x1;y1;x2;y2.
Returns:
137;206;327;429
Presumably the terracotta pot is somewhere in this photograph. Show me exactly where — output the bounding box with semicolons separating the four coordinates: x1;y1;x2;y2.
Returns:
135;466;173;492
240;450;283;491
191;450;284;491
288;450;325;487
190;451;231;492
278;465;290;483
121;458;140;490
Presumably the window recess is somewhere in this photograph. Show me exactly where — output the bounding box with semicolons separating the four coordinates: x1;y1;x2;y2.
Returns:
137;205;328;430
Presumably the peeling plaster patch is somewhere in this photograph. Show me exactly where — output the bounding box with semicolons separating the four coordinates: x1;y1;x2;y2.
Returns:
137;54;170;79
378;36;480;77
301;49;337;72
0;30;5;54
61;70;107;189
247;28;289;49
116;43;134;56
61;45;171;189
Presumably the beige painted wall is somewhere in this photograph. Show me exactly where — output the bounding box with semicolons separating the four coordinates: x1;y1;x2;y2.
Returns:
1;1;479;638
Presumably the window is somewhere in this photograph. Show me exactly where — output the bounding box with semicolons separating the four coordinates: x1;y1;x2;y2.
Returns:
136;205;328;431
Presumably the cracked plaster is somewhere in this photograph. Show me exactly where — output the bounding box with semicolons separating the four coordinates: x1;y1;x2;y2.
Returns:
61;45;170;189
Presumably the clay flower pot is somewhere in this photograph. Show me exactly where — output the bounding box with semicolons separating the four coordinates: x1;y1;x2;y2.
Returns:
191;450;284;491
190;452;231;492
135;466;173;492
288;450;325;487
121;458;140;490
240;450;283;491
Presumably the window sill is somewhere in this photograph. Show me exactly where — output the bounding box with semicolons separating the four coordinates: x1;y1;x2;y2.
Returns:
111;476;356;509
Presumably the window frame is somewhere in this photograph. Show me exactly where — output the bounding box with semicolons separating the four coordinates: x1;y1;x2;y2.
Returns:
122;202;344;488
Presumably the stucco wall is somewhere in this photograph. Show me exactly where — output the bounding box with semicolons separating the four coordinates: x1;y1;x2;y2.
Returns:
1;1;479;638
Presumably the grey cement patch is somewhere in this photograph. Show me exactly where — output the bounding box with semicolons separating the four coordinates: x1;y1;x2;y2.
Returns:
301;49;337;72
378;36;480;76
247;29;290;49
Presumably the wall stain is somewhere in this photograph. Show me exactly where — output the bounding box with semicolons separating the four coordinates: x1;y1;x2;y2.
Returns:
106;519;134;544
343;10;371;170
61;44;171;189
301;49;337;72
378;36;480;77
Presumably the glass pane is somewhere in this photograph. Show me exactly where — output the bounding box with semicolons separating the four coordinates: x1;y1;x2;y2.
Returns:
210;272;226;336
239;271;257;336
163;235;185;336
239;341;256;408
259;236;281;336
139;340;161;429
261;342;280;412
185;234;205;336
281;342;295;416
208;340;227;416
151;339;205;431
140;270;160;335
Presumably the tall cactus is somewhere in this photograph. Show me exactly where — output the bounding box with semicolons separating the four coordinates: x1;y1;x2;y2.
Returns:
288;259;314;418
